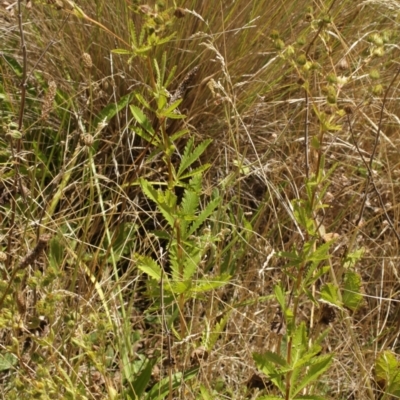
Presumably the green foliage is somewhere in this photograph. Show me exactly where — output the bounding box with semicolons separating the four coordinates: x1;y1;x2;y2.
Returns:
254;323;333;399
137;138;228;311
375;351;400;398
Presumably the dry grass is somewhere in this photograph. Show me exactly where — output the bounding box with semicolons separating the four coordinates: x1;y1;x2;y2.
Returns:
1;0;400;399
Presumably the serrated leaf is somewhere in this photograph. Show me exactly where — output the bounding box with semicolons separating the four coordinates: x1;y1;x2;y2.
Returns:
320;283;343;309
165;64;177;87
170;280;191;294
163;111;186;120
342;271;363;311
178;164;211;180
0;352;17;372
376;350;399;388
304;265;329;287
254;350;290;369
291;322;307;366
153;58;161;88
164;98;183;115
137;255;162;281
157;93;168;111
291;354;333;397
170;128;189;141
130;105;154;134
112;48;132;55
180;189;199;235
274;284;286;313
177;138;212;178
253;352;286;394
203;310;231;351
188;196;221;236
139;179;175;227
135;92;152;111
190;275;230;294
307;240;332;264
94;93;132;127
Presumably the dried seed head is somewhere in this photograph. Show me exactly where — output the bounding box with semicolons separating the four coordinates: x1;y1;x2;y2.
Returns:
102;79;109;91
16;291;26;315
338;58;349;71
174;7;185;18
82;134;94;147
41;80;57;120
344;105;353;115
169;66;199;105
82;52;93;69
305;13;313;22
0;252;7;262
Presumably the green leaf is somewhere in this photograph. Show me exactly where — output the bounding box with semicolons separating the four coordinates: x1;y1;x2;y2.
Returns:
274;284;286;313
292;199;315;235
130;105;154;134
204;309;231;351
343;248;364;269
254;350;290;369
145;367;198;400
307;240;332;264
187;196;221;236
291;354;333;397
180;189;199;216
94;93;132;126
137;255;162;281
135;92;152;111
170;280;192;294
342;271;363;311
134;126;160;145
163;98;183;115
126;357;157;399
0;352;17;372
139;179;175;228
163;111;186;120
165;64;177;87
178;164;211;180
190;275;230;294
157;93;168;111
170;128;189;141
291;322;307;366
153;58;161;88
257;397;285;400
253;352;286;394
304;265;329;287
320;283;343;309
112;48;132;55
199;385;213;400
177;138;212;178
375;350;400;396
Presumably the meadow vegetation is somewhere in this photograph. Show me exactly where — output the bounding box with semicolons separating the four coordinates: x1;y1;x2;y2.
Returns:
1;0;400;398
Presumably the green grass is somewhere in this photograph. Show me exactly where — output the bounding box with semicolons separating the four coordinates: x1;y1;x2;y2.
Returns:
1;0;400;399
